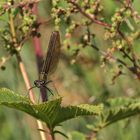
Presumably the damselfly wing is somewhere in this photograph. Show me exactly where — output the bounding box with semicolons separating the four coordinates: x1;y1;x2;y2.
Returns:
32;31;61;92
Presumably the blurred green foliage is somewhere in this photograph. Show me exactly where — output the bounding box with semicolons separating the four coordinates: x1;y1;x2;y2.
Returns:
0;0;140;140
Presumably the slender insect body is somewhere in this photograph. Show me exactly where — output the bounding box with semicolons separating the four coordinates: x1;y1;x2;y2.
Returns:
29;31;61;95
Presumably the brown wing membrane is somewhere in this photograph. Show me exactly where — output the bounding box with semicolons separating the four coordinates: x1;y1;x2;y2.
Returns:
39;31;61;80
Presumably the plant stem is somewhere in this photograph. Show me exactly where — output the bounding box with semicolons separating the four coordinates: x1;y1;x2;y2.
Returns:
8;7;48;140
68;0;111;28
50;128;55;140
32;0;48;102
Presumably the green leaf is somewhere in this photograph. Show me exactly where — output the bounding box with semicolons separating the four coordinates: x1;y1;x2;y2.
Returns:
0;88;102;129
101;97;140;127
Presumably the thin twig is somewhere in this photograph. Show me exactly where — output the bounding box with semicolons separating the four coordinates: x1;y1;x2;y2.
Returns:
117;29;139;70
67;0;111;28
18;18;52;51
91;44;126;67
68;0;140;80
116;0;140;20
16;54;36;103
2;0;40;10
91;44;140;81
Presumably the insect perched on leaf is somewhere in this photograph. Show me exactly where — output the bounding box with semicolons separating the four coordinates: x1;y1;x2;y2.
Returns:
29;31;61;94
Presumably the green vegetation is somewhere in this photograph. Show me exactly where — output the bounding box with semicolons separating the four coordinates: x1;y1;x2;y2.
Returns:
0;0;140;140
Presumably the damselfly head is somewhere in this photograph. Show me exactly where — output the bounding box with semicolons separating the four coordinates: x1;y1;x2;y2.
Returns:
34;80;46;88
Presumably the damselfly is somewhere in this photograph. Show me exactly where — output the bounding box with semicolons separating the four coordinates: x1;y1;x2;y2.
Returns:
29;31;61;94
